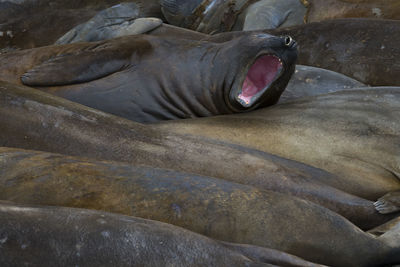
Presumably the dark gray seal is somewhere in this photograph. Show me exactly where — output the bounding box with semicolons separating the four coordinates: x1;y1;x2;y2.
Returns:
0;33;297;122
0;201;323;267
55;3;163;44
0;0;163;50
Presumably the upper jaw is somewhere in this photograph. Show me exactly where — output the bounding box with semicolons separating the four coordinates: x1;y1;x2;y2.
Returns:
230;53;285;110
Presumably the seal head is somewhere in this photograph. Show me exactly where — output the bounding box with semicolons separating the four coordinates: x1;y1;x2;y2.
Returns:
223;33;297;111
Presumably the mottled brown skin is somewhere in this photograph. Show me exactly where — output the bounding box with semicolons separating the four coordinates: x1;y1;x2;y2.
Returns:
0;0;162;50
0;33;297;123
304;0;400;22
155;88;400;201
0;148;399;266
0;201;324;267
182;19;400;86
0;81;395;231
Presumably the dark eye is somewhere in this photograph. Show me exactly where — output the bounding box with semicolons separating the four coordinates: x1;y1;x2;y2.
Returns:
284;36;294;47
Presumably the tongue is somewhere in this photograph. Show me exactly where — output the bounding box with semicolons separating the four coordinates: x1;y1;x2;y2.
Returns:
238;55;282;105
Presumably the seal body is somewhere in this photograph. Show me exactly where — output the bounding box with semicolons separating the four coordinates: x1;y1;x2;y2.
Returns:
1;148;399;266
304;0;400;22
55;3;163;44
0;33;297;122
0;201;324;267
0;0;162;50
161;0;306;33
0;81;395;231
155;88;400;200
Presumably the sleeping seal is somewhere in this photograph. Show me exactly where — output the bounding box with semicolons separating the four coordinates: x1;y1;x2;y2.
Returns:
0;201;322;267
155;88;400;200
1;148;400;266
55;3;163;44
0;0;163;50
0;33;297;122
161;0;306;32
304;0;400;22
0;81;396;231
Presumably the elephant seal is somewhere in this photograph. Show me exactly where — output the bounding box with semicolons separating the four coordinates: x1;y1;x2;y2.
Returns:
161;0;306;33
280;65;366;103
0;201;323;267
0;33;297;122
155;88;400;200
0;81;395;230
304;0;400;23
55;3;163;44
1;148;399;266
0;0;163;50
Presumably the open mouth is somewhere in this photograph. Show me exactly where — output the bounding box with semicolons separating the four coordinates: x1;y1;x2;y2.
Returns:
237;54;283;107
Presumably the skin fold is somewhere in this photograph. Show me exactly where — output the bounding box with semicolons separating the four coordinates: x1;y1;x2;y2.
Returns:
0;148;399;266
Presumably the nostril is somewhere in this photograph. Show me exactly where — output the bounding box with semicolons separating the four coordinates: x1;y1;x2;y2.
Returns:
284;36;294;47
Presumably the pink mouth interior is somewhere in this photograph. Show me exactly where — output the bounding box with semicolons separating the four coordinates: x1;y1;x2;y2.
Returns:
238;55;283;105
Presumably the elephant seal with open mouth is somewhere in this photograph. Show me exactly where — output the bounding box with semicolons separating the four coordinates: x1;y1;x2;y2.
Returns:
0;33;297;122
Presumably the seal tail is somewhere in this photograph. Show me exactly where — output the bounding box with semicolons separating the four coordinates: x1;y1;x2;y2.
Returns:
374;190;400;214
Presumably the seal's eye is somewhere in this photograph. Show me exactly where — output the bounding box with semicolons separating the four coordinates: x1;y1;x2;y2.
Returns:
284;36;294;47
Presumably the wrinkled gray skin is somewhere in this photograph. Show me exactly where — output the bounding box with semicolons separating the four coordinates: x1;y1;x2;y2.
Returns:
280;65;366;103
0;81;396;231
56;3;163;44
155;88;400;200
0;149;399;266
0;201;323;267
238;0;306;31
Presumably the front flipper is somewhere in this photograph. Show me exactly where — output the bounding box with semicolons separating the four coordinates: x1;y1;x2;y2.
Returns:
374;191;400;214
20;43;137;86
